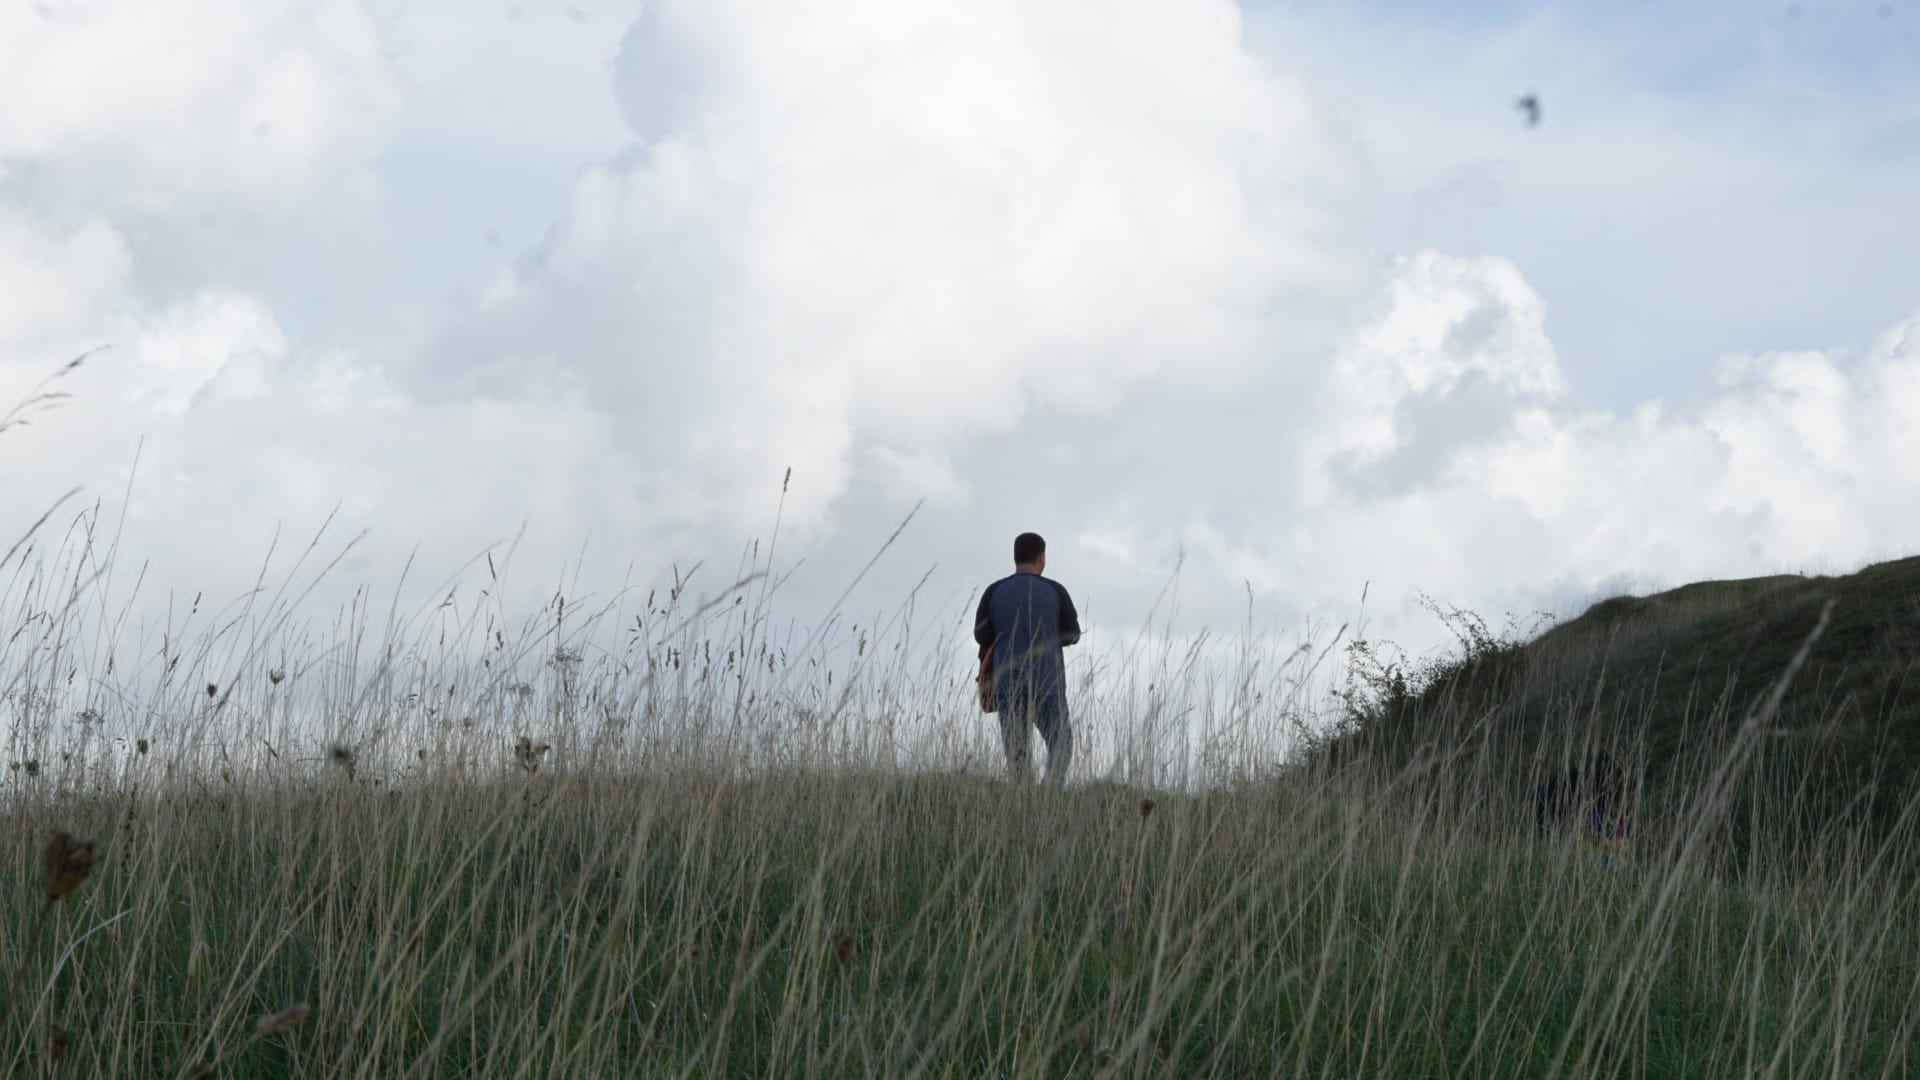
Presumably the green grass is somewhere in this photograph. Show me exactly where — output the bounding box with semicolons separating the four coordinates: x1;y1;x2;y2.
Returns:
4;759;1918;1077
1321;554;1920;877
6;482;1920;1074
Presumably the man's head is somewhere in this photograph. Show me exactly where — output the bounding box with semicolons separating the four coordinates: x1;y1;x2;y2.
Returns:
1013;532;1046;573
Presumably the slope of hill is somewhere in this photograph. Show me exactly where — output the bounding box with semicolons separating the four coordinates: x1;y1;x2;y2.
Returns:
1316;554;1920;871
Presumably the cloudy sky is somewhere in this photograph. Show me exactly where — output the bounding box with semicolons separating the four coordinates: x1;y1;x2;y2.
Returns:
3;0;1918;672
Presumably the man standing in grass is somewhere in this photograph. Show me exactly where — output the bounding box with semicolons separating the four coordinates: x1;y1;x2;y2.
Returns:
975;532;1081;785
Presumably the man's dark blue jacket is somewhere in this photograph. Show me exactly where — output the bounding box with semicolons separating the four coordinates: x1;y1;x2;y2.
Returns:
975;572;1081;702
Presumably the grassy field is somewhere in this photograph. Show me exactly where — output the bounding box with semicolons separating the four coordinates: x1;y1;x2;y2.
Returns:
4;750;1918;1077
5;506;1920;1075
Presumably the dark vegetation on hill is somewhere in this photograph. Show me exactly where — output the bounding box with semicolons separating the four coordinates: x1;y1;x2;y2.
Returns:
1309;554;1920;876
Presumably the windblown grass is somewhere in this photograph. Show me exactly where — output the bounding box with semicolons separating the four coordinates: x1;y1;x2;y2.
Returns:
2;502;1918;1075
6;754;1918;1076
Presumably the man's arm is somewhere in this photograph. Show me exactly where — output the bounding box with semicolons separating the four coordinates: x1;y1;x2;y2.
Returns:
1057;583;1081;647
974;583;997;649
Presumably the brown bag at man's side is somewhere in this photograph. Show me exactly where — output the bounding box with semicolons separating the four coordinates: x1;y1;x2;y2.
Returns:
976;643;996;713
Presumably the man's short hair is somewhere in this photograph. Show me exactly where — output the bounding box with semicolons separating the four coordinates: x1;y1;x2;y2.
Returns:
1014;532;1046;565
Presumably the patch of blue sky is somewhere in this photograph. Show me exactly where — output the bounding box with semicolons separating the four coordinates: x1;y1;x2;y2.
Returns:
1243;0;1920;411
1251;0;1919;102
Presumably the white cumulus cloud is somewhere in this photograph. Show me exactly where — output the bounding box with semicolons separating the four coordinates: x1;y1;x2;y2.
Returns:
412;0;1363;538
6;0;1920;706
0;0;401;210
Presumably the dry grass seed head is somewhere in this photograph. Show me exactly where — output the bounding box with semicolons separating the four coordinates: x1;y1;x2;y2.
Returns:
256;1002;311;1037
514;736;551;773
42;831;98;902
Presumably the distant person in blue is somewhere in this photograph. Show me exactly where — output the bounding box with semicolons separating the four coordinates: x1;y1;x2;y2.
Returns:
975;532;1082;785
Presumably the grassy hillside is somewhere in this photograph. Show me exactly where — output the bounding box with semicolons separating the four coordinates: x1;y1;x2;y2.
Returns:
1318;554;1920;876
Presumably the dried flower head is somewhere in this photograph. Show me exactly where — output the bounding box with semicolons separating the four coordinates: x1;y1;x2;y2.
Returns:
514;736;551;773
23;759;40;778
205;683;218;698
328;744;358;782
136;738;149;755
1139;799;1155;821
41;832;98;902
269;667;286;685
255;1003;311;1037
